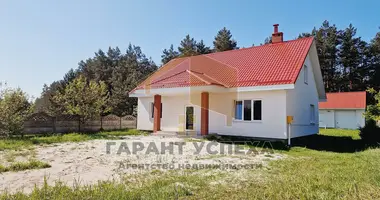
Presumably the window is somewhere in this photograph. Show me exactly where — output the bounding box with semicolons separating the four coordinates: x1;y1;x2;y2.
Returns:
243;100;252;121
310;104;315;124
234;100;262;121
151;102;162;118
304;65;308;84
253;100;262;120
235;101;242;120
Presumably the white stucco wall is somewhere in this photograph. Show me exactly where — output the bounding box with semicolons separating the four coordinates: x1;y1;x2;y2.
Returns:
208;90;287;139
319;110;335;128
137;95;202;132
286;54;319;137
319;109;365;129
137;90;287;139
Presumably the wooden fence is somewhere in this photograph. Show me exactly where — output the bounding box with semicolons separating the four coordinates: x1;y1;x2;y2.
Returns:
23;112;137;134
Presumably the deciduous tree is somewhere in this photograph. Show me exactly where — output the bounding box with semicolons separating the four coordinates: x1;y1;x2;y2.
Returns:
53;75;111;130
0;83;33;137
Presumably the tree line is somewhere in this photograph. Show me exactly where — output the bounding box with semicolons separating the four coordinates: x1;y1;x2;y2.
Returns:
1;20;380;136
33;20;380;119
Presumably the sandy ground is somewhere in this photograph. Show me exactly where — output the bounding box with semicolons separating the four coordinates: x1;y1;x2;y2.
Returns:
0;135;283;194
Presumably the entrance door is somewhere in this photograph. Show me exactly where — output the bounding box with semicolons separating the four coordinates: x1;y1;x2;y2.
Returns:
185;106;194;130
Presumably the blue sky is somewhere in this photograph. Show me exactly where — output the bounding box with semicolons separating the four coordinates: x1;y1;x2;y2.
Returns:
1;0;379;98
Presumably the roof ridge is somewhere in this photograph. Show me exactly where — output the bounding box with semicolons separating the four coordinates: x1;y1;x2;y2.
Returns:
201;73;229;87
148;70;188;85
186;70;212;85
137;57;188;86
181;36;315;59
203;54;238;71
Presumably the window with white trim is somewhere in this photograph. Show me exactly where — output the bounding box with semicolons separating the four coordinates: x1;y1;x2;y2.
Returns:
234;100;262;121
304;65;308;84
310;104;315;124
151;102;162;118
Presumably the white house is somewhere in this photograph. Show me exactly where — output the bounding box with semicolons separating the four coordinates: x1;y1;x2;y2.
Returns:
319;92;366;129
130;24;326;140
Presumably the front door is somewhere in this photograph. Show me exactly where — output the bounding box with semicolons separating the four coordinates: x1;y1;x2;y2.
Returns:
185;106;194;130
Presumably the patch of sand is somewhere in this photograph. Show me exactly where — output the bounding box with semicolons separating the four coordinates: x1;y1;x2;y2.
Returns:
0;135;283;194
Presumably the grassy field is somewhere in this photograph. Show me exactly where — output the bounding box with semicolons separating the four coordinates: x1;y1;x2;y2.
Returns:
0;129;148;151
319;128;361;140
1;129;380;199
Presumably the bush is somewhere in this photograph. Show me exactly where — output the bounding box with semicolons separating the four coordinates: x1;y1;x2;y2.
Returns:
359;119;380;145
0;85;33;137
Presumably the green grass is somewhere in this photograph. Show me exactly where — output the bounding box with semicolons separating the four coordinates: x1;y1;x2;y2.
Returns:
319;128;361;140
2;129;380;199
0;129;148;151
0;160;51;173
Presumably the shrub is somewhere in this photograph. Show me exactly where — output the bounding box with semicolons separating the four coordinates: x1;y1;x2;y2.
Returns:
0;85;33;137
359;119;380;145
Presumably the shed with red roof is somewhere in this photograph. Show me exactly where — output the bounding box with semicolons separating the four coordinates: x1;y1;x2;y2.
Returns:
130;24;326;140
319;92;366;129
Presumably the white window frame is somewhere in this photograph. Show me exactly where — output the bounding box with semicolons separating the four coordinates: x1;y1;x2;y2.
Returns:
310;104;315;124
234;99;262;122
304;65;308;85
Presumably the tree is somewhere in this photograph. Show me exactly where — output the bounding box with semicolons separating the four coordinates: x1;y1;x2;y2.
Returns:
53;75;111;130
365;88;380;121
0;84;33;137
178;34;198;57
299;21;341;92
264;36;272;44
37;44;157;118
338;24;369;91
34;69;79;115
213;27;238;52
196;40;212;55
110;44;157;116
161;44;179;64
368;28;380;90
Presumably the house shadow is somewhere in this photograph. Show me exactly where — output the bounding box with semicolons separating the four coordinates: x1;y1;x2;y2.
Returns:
206;134;368;153
291;134;366;153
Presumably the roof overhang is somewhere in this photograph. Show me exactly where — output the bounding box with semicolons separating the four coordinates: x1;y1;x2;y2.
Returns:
129;84;295;97
309;40;327;101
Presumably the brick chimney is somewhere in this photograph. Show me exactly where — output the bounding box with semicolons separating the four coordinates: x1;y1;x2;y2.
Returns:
272;24;283;43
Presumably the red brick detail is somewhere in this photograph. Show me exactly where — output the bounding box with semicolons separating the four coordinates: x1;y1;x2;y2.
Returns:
201;92;209;135
153;95;161;132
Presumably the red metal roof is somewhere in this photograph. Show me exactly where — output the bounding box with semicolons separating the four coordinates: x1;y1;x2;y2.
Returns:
319;92;367;109
133;37;314;91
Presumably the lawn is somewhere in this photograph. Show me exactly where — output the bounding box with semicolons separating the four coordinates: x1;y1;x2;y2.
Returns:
0;129;148;151
1;129;380;200
319;128;361;140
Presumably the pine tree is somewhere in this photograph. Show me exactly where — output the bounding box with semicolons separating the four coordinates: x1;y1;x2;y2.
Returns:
338;24;368;91
161;44;179;64
196;40;212;55
264;36;272;44
178;35;197;57
315;22;341;92
213;27;238;52
299;22;341;92
369;28;380;90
